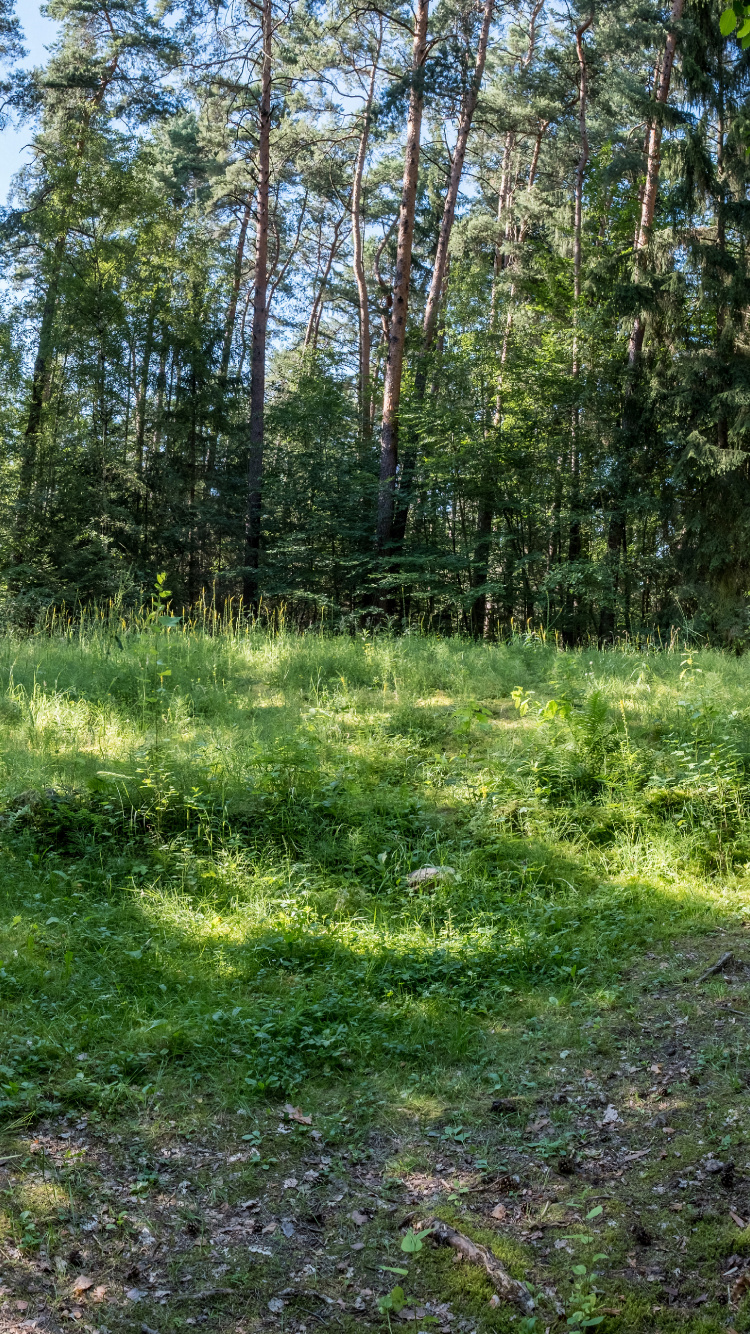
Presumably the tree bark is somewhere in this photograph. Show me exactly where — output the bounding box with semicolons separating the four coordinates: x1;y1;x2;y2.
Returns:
469;1;546;636
567;16;591;641
390;0;494;554
15;51;124;566
244;0;272;612
601;0;684;641
352;24;383;442
304;214;346;348
14;239;64;561
627;0;685;366
135;295;159;478
376;0;429;554
221;198;253;385
417;0;493;384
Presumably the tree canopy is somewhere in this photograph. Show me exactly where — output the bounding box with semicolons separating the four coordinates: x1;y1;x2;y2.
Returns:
1;0;748;641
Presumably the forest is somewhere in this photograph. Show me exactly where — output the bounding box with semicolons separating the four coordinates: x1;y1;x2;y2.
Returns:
5;3;750;1332
0;0;747;640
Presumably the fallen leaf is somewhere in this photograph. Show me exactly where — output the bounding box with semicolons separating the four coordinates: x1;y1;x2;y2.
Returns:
283;1104;312;1125
526;1116;550;1134
71;1276;95;1295
490;1204;508;1221
15;1301;28;1312
268;1297;285;1314
90;1285;107;1304
69;1307;83;1320
670;1203;683;1213
125;1288;144;1301
662;1126;675;1135
650;1064;662;1074
350;1210;369;1226
488;1294;500;1308
621;1149;651;1162
732;1272;750;1304
262;1222;277;1235
731;1211;747;1229
282;1177;298;1190
601;1105;621;1126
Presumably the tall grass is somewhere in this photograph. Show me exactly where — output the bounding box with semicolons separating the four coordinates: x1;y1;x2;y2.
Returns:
0;622;748;1121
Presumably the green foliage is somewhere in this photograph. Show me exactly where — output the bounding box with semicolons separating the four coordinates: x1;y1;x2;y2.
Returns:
3;0;750;641
566;1265;604;1329
400;1226;433;1253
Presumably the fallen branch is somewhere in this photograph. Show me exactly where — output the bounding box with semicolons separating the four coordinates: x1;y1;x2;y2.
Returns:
418;1218;534;1313
695;952;734;984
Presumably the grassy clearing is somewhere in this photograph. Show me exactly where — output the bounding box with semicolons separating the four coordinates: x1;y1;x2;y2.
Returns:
2;625;750;1330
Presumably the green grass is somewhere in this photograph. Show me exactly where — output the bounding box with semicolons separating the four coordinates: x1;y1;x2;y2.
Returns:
2;623;750;1329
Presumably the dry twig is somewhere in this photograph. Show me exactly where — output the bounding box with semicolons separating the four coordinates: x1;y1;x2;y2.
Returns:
419;1217;534;1313
696;952;734;984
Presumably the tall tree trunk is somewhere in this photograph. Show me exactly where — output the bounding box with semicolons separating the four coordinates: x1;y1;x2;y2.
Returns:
469;0;545;637
244;0;272;612
352;24;383;442
567;16;591;641
390;0;494;554
304;214;345;348
418;0;493;384
627;0;685;366
14;234;68;563
135;296;158;479
600;0;684;641
376;0;429;554
15;52;125;566
716;44;728;451
221;199;253;386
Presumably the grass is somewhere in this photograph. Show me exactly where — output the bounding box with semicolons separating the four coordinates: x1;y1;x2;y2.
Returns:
2;620;750;1329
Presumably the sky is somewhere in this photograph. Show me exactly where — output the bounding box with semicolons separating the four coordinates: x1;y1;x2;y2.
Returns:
0;0;60;204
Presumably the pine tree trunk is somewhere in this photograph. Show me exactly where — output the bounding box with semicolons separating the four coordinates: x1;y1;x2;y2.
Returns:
135;297;157;478
468;6;545;636
376;0;429;554
244;0;272;612
418;0;493;385
601;0;684;641
304;215;345;349
352;27;382;443
390;0;494;555
221;199;253;385
15;234;66;562
567;16;591;642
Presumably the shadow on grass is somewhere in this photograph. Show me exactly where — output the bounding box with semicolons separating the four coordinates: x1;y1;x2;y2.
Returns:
0;815;734;1124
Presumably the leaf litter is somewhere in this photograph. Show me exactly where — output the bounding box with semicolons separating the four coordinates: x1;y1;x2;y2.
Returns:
1;934;750;1330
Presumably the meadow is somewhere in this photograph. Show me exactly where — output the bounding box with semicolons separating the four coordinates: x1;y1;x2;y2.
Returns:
2;618;750;1333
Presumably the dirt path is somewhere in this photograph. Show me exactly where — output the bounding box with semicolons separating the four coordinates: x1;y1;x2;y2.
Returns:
2;928;750;1333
